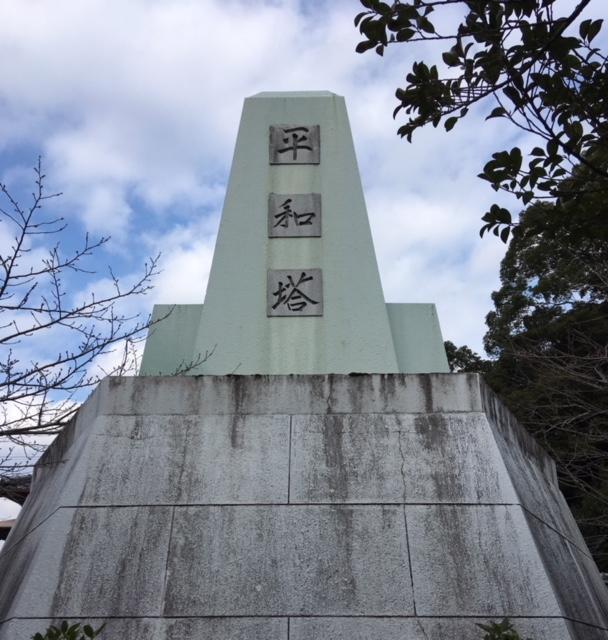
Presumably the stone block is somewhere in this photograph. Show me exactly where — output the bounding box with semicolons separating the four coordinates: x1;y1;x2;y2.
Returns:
0;507;75;623
79;414;289;505
1;398;103;548
269;124;320;164
525;511;608;628
5;617;604;640
268;193;321;238
0;506;173;620
490;417;591;552
99;373;483;416
566;621;608;640
407;504;561;616
290;412;517;504
267;269;323;317
290;617;575;640
161;618;287;639
0;619;161;640
164;505;413;616
0;618;288;640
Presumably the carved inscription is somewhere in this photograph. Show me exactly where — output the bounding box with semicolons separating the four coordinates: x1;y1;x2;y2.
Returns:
268;193;321;238
267;269;323;317
269;125;320;164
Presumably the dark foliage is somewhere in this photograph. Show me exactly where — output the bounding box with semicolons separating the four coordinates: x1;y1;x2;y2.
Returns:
444;339;491;373
483;158;608;568
354;0;608;241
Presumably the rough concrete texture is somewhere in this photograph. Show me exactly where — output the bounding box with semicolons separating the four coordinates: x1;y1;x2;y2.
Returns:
165;505;412;616
0;617;580;640
1;373;607;639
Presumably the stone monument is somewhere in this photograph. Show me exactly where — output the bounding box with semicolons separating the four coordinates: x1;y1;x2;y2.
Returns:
1;92;607;640
139;91;448;376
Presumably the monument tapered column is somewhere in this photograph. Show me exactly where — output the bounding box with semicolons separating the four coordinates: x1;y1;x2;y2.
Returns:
140;91;448;375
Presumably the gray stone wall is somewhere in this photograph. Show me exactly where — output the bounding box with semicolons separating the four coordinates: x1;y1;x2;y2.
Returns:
1;374;607;639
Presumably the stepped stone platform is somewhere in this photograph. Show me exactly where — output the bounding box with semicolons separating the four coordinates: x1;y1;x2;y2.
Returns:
1;373;607;639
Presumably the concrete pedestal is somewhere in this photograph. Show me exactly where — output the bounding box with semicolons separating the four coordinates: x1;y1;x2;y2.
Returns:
1;374;607;639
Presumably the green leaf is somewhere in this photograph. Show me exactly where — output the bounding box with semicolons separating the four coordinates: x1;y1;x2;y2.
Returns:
395;3;418;20
547;138;559;157
396;28;415;41
442;51;459;66
355;40;376;53
509;147;523;172
588;19;603;43
486;106;506;120
444;116;458;131
502;86;521;106
418;16;435;34
354;11;368;27
579;18;592;40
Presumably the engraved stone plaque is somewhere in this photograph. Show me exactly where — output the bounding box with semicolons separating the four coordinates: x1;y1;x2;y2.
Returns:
267;269;323;317
268;193;322;238
269;125;320;164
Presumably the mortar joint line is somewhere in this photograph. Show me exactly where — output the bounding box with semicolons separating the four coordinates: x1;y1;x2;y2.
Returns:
287;415;293;505
397;428;417;616
159;505;176;614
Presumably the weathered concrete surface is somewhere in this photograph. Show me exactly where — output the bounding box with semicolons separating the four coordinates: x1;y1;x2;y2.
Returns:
290;413;518;504
4;617;591;640
1;373;607;640
524;510;608;628
289;617;577;640
79;414;290;506
165;505;412;616
0;618;286;640
85;373;483;416
1;506;173;621
481;378;591;552
407;504;561;616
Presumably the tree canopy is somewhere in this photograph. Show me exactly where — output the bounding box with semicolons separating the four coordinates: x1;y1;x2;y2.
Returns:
354;0;608;240
483;166;608;564
445;184;608;567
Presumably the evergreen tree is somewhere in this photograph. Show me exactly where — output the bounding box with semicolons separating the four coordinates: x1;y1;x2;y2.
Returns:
484;158;608;568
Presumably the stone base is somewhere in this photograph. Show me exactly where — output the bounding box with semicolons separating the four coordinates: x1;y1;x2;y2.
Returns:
1;374;607;639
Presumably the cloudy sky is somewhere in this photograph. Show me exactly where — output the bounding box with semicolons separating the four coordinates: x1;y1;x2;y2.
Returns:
0;1;605;522
0;0;528;352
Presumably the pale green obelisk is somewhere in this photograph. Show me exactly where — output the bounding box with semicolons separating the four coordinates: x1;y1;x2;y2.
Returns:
141;91;448;375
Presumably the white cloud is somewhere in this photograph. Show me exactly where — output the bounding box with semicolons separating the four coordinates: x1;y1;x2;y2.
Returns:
1;0;599;360
149;224;217;304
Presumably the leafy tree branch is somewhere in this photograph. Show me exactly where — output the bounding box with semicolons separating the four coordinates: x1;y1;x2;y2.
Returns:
354;0;608;241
